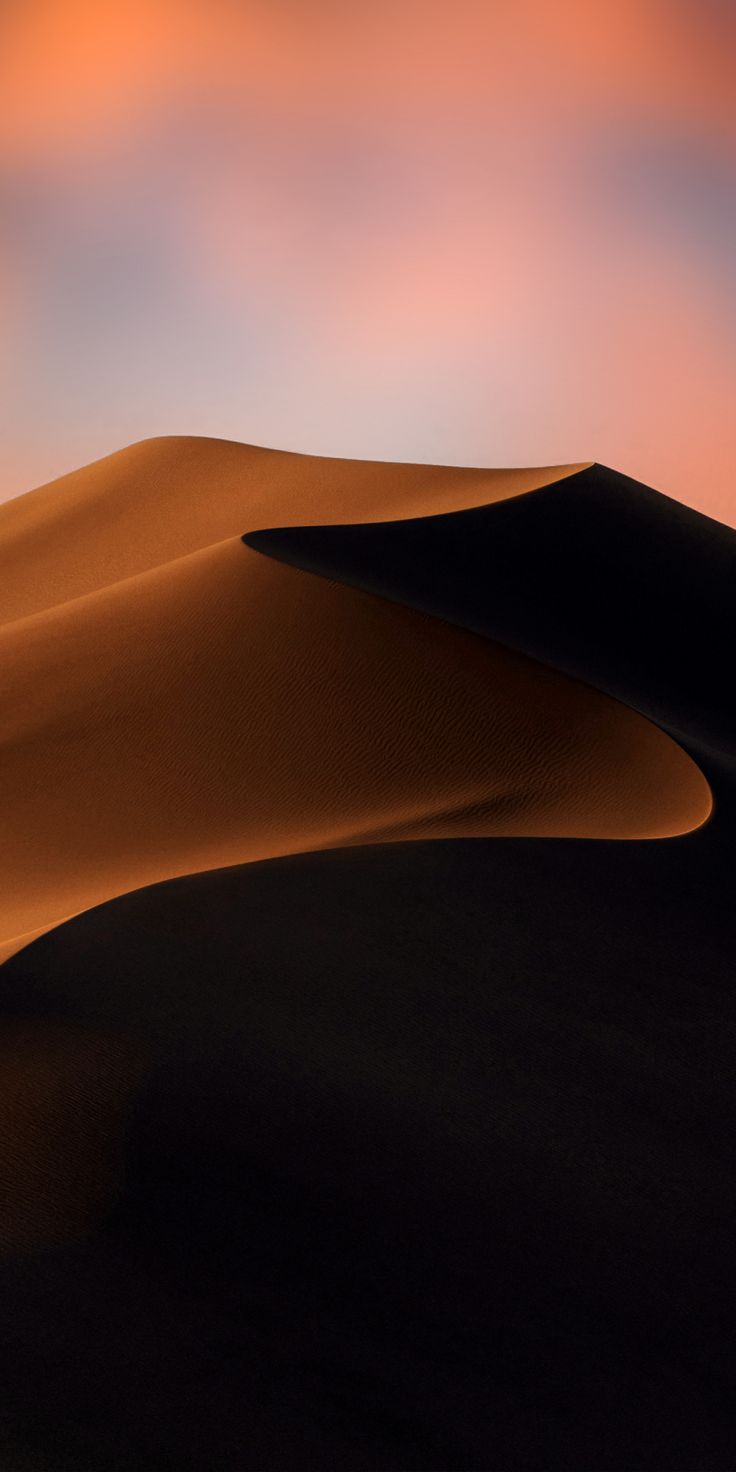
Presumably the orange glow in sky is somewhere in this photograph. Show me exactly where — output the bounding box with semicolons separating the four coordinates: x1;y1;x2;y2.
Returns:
0;0;734;520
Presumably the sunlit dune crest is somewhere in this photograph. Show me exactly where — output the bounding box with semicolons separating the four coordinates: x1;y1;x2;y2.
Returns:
0;436;590;623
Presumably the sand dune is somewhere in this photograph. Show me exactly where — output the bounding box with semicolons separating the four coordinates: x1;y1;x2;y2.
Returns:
0;438;709;965
5;826;733;1467
0;440;731;1471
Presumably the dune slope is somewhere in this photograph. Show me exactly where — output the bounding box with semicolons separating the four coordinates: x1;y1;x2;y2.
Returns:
2;833;734;1470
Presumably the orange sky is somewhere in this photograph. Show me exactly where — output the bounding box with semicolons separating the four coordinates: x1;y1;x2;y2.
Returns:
0;0;734;519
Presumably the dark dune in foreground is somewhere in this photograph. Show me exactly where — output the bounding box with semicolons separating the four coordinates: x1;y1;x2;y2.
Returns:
0;442;734;1469
2;832;735;1472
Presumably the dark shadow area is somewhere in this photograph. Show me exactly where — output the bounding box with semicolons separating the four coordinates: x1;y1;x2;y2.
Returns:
245;461;735;780
1;824;734;1470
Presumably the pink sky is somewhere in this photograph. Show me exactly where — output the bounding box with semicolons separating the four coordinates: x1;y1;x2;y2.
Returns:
0;0;734;521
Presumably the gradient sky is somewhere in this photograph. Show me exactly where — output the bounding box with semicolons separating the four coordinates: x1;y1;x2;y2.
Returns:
0;0;734;520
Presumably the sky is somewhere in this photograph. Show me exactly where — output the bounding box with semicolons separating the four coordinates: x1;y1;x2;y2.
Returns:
0;0;734;522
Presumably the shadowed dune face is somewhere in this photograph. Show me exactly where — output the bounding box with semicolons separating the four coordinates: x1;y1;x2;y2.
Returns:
0;444;711;963
0;1022;147;1252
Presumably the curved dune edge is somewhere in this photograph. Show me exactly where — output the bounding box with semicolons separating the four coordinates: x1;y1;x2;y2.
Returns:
243;460;736;771
0;440;711;964
0;436;591;626
0;918;81;968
